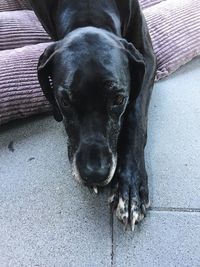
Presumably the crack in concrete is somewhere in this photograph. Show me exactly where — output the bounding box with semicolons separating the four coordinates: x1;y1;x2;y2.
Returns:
110;210;114;267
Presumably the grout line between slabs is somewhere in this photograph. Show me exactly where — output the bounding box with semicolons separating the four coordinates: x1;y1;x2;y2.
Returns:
109;203;200;267
150;206;200;213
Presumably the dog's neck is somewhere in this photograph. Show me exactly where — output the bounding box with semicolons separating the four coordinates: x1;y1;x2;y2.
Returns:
55;2;121;39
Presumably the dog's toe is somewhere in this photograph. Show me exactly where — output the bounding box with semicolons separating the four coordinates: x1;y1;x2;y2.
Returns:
115;197;129;230
130;200;145;231
109;185;149;231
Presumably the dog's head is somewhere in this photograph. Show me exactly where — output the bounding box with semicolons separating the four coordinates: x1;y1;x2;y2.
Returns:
38;27;145;187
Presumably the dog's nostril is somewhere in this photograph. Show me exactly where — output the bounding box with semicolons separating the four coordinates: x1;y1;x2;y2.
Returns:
86;160;110;172
85;163;93;172
85;162;110;177
79;161;111;184
86;162;100;172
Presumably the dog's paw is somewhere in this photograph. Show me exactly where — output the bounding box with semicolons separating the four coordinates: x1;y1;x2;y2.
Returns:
115;196;149;231
109;180;150;231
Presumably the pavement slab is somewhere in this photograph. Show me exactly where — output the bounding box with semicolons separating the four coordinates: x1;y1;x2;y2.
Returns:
0;117;112;267
146;57;200;209
0;57;200;266
113;211;200;267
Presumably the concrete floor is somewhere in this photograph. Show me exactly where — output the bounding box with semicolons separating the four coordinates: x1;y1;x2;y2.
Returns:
0;57;200;267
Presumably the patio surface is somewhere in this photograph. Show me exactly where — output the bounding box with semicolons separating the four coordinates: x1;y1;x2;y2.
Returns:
0;57;200;267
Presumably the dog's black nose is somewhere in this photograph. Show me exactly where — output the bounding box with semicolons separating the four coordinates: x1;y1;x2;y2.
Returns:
76;143;112;184
84;161;111;182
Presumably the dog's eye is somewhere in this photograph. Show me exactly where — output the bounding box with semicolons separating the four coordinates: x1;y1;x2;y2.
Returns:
112;94;125;106
61;98;70;108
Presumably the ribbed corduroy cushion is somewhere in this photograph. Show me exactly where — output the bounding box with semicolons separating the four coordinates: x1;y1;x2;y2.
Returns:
0;0;163;11
0;0;31;12
0;11;50;50
144;0;200;80
139;0;164;9
0;0;200;125
0;43;51;125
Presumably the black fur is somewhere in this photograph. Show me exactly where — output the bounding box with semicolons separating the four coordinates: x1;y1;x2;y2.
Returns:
30;0;156;228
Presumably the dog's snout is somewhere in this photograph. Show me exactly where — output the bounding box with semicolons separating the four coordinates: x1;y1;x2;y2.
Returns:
76;143;112;184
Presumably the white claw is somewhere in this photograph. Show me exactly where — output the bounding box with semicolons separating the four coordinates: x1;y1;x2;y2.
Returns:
93;186;98;194
131;219;136;232
108;194;115;204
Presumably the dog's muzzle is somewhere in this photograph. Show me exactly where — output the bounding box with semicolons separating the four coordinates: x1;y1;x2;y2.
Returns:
72;143;117;186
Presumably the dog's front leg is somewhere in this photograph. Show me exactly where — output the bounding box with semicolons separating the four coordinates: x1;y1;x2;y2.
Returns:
109;80;154;231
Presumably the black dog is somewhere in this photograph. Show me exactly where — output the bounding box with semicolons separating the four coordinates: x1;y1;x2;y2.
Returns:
30;0;156;230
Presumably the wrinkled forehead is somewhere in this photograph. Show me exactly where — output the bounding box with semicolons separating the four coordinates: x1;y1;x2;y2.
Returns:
55;51;129;87
53;28;130;89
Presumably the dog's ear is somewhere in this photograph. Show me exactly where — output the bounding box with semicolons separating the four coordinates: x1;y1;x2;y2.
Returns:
120;39;145;101
38;43;63;122
29;0;58;40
